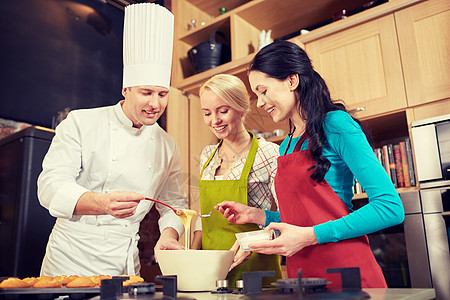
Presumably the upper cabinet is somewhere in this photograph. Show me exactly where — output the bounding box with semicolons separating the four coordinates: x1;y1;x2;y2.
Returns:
395;0;450;107
303;0;449;118
305;14;407;118
169;0;449;145
171;0;374;94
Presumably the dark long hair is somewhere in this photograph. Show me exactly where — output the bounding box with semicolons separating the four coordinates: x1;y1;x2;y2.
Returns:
249;40;356;182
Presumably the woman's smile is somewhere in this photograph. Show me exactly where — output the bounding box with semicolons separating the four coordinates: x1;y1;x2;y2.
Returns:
266;106;276;116
213;124;228;133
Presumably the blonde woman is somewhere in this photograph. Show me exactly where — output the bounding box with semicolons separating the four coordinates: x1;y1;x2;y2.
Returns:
195;74;282;287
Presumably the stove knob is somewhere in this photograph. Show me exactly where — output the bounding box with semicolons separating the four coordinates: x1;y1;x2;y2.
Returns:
235;279;245;294
235;280;244;289
216;279;229;290
128;282;155;295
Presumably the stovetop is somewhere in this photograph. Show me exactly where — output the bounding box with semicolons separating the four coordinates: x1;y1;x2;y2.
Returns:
91;268;370;300
0;268;371;300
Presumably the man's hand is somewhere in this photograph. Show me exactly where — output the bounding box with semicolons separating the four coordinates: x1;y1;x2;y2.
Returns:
104;191;143;218
154;227;183;251
215;201;265;226
74;191;144;218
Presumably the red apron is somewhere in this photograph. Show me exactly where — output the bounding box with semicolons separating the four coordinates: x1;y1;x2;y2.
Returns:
274;134;387;288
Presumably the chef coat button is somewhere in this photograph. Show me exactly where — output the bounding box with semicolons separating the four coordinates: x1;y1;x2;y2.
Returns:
148;165;152;169
112;157;117;162
112;127;118;131
150;136;154;140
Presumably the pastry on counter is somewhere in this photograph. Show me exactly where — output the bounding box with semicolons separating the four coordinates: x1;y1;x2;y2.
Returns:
0;277;31;289
33;276;63;288
66;276;96;288
121;275;144;287
88;275;112;286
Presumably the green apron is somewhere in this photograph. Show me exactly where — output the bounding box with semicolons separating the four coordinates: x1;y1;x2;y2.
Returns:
199;132;282;287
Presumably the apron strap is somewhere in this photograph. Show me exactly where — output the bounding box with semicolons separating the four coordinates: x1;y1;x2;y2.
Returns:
199;131;259;182
126;236;139;275
293;132;309;152
239;131;258;182
199;140;222;178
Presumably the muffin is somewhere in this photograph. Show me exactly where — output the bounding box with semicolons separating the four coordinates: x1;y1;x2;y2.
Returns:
33;277;63;288
122;275;144;287
88;275;112;287
66;277;96;288
22;277;39;286
0;277;31;289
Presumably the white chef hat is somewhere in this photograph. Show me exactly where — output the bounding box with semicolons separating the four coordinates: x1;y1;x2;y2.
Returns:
122;3;174;89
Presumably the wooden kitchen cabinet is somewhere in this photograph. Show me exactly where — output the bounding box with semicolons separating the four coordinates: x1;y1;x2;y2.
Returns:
166;89;218;211
166;88;190;197
303;0;449;114
166;0;449;206
410;98;450;122
395;0;450;107
305;14;407;118
188;93;218;212
171;0;372;91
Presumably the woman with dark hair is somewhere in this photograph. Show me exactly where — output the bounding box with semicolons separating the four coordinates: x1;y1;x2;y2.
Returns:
215;40;404;288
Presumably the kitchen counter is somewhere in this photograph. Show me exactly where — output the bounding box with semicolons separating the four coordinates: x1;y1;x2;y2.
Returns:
361;288;435;300
1;287;435;300
171;288;436;300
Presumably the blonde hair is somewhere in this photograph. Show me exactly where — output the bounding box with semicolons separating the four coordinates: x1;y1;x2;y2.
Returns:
199;74;250;118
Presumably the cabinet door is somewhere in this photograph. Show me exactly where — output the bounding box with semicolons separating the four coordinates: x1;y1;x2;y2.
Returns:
167;87;190;197
395;0;450;107
412;98;450;121
167;88;217;211
188;93;218;212
306;14;407;118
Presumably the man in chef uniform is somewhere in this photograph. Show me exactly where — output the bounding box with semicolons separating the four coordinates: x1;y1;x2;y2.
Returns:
37;3;187;276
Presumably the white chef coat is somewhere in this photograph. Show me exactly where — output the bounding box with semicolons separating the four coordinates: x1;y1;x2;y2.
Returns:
38;101;187;276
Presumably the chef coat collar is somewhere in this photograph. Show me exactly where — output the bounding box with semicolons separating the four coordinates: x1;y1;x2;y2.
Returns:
113;100;155;133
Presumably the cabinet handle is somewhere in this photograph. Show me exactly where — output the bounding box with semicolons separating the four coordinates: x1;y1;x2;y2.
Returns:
350;106;367;113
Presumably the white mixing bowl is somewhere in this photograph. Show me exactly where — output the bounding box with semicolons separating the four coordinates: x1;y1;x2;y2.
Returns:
155;249;235;291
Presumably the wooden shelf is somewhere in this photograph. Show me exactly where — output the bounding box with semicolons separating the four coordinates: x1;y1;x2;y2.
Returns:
179;15;231;45
296;0;424;44
353;186;419;200
175;53;254;95
234;0;368;40
267;135;287;144
185;0;250;18
173;0;424;94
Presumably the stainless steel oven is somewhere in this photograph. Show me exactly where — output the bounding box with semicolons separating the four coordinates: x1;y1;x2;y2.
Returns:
353;189;450;300
419;186;450;300
411;113;450;186
409;113;450;299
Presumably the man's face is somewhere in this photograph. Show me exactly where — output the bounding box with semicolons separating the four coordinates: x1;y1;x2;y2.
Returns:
122;85;169;128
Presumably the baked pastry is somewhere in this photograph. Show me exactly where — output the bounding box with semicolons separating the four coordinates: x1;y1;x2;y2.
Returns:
0;277;31;289
53;275;74;286
22;277;39;286
122;275;144;287
66;276;96;288
33;277;62;288
88;275;112;287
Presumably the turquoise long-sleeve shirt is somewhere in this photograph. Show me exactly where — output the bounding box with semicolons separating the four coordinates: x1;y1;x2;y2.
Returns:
265;110;404;244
